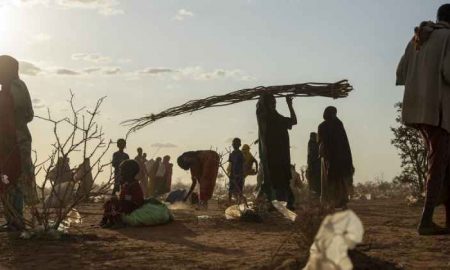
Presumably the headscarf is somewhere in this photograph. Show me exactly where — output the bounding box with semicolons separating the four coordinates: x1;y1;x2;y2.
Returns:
242;144;250;152
257;93;276;116
256;93;276;156
319;107;353;177
177;152;196;170
242;144;254;165
323;106;337;120
0;55;19;85
413;21;450;51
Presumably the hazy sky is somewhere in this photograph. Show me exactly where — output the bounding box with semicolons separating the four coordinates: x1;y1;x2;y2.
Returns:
0;0;445;185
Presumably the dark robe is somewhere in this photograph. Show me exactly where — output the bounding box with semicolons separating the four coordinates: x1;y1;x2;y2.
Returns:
307;139;321;195
0;84;21;192
163;162;173;194
318;117;353;208
0;80;26;227
257;104;293;202
228;149;245;195
148;160;160;196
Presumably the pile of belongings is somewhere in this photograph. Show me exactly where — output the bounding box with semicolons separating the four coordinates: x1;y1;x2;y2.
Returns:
165;189;187;204
225;204;262;223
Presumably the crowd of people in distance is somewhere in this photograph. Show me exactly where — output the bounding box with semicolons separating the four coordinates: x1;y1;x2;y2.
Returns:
111;141;173;199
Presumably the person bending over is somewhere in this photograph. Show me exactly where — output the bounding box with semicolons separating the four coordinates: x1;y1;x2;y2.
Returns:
177;150;220;210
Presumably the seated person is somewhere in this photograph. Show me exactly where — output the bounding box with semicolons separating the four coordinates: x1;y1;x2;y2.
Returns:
100;159;144;228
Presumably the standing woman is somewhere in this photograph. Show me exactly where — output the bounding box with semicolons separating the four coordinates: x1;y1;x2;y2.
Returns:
0;55;38;230
134;147;148;197
147;157;161;197
307;132;321;197
162;155;173;194
318;106;354;209
256;93;297;209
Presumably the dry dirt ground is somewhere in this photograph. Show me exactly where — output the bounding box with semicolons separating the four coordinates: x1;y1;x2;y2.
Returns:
0;199;449;270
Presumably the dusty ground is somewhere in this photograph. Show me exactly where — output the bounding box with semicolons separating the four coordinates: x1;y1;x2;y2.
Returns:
0;199;449;270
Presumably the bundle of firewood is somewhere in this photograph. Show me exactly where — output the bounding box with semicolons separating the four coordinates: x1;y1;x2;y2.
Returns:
124;79;353;133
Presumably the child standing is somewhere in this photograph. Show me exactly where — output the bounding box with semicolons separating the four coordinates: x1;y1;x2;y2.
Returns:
101;159;144;228
111;139;129;195
228;138;245;203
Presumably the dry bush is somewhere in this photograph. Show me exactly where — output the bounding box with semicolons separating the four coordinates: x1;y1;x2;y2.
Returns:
353;179;410;200
25;92;115;235
391;102;427;199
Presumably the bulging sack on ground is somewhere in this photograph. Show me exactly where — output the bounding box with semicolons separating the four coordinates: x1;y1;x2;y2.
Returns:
225;204;245;220
303;210;364;270
122;200;173;227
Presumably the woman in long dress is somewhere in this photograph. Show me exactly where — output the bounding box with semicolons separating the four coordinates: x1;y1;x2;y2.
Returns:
256;94;297;209
318;106;354;209
0;56;38;230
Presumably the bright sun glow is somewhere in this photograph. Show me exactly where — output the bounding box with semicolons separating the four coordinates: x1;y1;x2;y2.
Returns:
0;7;14;52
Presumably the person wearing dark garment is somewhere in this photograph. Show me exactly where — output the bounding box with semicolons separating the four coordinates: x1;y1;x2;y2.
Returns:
318;106;354;210
153;155;173;196
161;155;173;194
148;157;161;196
228;138;245;202
135;147;149;197
256;94;297;210
177;150;220;210
307;132;321;197
396;4;450;235
0;55;38;231
111;139;129;195
101;159;144;228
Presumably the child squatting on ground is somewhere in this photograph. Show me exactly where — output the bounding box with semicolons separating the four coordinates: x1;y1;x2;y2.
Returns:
100;159;144;228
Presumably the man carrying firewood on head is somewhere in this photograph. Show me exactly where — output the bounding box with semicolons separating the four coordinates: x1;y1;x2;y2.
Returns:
396;4;450;235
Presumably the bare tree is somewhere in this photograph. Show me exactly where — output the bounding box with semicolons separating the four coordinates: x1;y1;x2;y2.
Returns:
391;102;427;198
27;91;115;233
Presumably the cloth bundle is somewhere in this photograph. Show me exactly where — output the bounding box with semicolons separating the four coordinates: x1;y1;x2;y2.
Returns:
303;210;364;270
122;199;173;227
